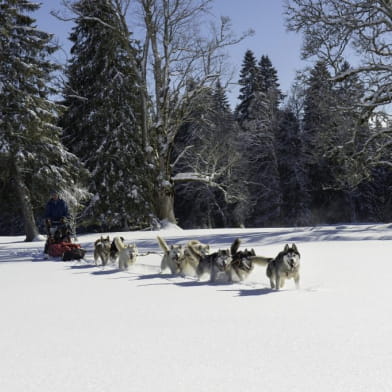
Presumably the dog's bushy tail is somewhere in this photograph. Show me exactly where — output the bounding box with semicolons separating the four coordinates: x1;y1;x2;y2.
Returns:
249;256;273;266
186;242;202;261
230;238;241;255
113;236;126;251
186;240;210;258
157;236;170;253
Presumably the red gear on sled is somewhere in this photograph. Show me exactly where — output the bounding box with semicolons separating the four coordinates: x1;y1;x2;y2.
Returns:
47;242;85;260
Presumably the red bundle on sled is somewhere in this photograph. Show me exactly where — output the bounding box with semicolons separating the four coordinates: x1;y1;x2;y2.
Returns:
47;242;86;261
44;217;86;261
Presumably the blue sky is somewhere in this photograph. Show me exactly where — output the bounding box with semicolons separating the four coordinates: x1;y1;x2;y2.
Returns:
34;0;309;106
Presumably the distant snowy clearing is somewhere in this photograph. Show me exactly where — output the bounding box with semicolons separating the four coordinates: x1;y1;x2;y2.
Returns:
1;223;392;392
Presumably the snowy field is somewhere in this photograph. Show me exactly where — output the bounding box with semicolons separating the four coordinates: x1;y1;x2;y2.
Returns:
1;223;392;392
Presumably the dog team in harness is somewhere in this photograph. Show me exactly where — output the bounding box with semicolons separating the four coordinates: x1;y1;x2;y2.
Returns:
41;192;300;287
43;191;85;260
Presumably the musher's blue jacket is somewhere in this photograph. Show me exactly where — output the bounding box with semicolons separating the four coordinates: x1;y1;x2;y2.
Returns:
44;198;70;222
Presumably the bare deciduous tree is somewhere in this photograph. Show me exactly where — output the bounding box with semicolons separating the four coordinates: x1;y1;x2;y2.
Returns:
285;0;392;171
136;0;252;222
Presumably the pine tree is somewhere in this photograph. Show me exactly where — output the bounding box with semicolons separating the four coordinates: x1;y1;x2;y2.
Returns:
0;0;86;240
276;108;311;225
302;61;339;222
60;0;152;230
235;50;258;123
235;52;282;227
356;167;392;223
257;55;284;108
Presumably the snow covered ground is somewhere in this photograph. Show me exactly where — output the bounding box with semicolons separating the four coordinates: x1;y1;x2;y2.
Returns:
1;223;392;392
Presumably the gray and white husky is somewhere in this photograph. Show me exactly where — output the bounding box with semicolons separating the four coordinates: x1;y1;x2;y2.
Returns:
258;244;301;290
157;236;185;274
187;242;233;282
94;236;111;266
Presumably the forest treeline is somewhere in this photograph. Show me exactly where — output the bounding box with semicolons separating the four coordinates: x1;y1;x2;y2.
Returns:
1;0;391;239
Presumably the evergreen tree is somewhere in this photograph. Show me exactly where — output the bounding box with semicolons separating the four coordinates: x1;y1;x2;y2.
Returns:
235;52;282;227
235;50;258;123
356;167;392;223
60;0;152;230
257;55;284;108
302;61;340;222
276;108;311;225
0;0;85;240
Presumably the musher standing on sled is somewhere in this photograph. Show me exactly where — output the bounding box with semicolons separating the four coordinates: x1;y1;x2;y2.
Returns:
44;191;71;255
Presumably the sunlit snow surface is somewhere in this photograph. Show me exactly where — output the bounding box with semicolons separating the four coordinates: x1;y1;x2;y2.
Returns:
1;224;392;392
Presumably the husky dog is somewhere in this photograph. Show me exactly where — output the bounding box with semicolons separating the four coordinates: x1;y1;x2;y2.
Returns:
110;236;124;264
187;243;232;282
180;240;210;276
113;236;137;270
157;236;185;274
94;236;111;266
127;243;139;266
265;244;301;290
197;249;232;282
226;238;272;281
228;238;256;281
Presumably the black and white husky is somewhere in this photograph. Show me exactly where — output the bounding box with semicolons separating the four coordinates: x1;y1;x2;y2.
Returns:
94;236;111;266
257;244;301;290
227;238;272;282
110;236;124;264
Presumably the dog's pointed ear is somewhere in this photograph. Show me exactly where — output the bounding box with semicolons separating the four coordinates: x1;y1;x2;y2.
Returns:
284;244;289;252
292;243;298;251
251;248;255;256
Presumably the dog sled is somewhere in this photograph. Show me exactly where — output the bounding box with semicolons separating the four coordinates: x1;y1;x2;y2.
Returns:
44;218;86;261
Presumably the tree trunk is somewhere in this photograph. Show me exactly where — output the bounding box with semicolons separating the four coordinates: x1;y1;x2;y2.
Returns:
157;191;177;224
14;163;39;242
154;152;177;224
